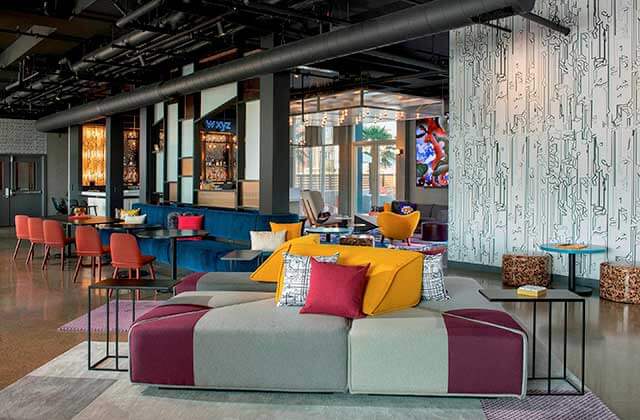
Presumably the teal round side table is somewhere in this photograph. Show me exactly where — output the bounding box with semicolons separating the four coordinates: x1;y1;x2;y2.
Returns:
539;243;607;296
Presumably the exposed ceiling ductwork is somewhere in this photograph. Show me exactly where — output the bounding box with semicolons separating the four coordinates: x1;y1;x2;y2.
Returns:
36;0;535;132
3;11;187;105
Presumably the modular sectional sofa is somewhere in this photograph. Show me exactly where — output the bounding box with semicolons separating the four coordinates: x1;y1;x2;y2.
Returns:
128;243;528;398
100;203;298;272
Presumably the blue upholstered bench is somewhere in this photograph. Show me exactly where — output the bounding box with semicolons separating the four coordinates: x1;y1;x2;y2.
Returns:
100;203;298;272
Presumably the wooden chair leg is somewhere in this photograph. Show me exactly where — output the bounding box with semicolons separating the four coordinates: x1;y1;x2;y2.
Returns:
60;248;65;271
41;246;50;270
97;258;102;281
148;263;156;280
26;243;34;264
112;267;119;279
73;257;82;283
91;257;96;279
12;239;21;260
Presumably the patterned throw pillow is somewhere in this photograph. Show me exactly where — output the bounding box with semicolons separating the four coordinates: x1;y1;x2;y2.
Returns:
167;212;181;229
277;252;339;306
421;254;449;301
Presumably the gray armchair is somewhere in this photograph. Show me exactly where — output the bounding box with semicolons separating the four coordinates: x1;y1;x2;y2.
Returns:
300;190;340;227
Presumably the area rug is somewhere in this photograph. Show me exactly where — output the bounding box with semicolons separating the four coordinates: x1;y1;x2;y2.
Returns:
0;343;619;420
58;301;161;333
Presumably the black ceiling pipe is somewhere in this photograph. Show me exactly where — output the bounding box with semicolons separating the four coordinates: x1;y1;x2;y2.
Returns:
116;0;164;28
36;0;535;132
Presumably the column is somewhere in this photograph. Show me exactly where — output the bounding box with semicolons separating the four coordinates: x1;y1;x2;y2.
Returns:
334;126;352;215
106;115;124;216
67;125;82;210
139;106;155;203
259;35;290;214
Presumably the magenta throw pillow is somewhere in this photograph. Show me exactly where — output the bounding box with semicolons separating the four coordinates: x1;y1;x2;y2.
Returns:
177;215;204;241
299;259;370;319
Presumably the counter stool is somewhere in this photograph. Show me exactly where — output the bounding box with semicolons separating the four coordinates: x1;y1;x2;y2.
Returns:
502;252;551;287
600;262;640;304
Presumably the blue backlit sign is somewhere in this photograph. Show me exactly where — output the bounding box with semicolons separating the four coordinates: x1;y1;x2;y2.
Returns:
203;119;233;132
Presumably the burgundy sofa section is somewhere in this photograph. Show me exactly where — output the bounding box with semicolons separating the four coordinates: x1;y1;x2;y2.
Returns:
129;305;210;386
443;309;525;395
174;272;207;294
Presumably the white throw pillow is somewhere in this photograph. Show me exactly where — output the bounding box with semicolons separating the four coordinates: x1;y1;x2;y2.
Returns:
421;254;449;301
123;214;147;225
277;252;339;306
250;230;286;251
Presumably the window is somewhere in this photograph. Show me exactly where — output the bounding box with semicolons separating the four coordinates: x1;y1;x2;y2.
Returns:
290;127;340;214
15;161;37;192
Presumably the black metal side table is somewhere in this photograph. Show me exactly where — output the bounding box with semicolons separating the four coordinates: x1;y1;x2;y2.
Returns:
220;249;263;271
87;278;178;372
479;288;586;395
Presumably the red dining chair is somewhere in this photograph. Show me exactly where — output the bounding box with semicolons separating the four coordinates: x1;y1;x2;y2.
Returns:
26;217;45;265
74;226;110;283
13;215;30;260
110;233;156;280
42;220;74;270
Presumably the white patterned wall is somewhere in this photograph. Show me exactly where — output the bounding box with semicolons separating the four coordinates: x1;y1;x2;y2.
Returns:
0;118;47;154
449;0;639;279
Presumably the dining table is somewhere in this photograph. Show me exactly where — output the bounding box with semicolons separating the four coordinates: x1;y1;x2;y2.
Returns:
45;215;122;256
135;229;208;281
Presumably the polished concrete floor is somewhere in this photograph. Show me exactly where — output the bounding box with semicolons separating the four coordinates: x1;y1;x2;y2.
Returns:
0;227;638;419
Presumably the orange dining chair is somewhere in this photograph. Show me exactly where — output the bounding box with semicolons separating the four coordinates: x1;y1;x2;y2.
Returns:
74;226;110;283
42;220;74;270
26;217;45;265
13;215;30;260
110;233;156;280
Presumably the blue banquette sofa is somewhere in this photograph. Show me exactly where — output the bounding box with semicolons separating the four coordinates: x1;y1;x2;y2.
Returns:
100;203;299;272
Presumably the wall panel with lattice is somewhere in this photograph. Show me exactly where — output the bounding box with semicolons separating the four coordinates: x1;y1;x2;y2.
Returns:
449;0;639;279
0;119;47;155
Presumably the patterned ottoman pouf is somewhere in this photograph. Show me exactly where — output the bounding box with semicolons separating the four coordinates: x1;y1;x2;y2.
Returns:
501;253;551;287
600;262;640;304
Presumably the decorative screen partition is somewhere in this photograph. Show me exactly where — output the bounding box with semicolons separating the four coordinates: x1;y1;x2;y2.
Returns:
448;0;640;279
81;125;106;187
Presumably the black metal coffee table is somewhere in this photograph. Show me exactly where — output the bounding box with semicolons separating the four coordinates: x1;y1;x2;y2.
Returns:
479;288;586;395
87;278;178;372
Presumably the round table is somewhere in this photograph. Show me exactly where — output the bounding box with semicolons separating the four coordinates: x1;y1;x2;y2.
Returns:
305;226;352;243
539;243;607;296
106;223;163;234
136;229;208;280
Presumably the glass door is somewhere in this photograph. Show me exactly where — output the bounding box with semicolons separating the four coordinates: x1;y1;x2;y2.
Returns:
353;142;396;213
0;156;10;226
11;155;43;218
354;145;372;213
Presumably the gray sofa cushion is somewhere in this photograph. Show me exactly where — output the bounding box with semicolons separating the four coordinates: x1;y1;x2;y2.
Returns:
193;299;349;392
185;272;277;293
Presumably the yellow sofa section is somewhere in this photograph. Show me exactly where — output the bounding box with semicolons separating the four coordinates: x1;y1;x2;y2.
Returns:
249;234;321;282
266;243;423;315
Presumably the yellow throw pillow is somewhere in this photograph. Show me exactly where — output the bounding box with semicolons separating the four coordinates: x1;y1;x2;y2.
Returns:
270;221;303;241
250;234;320;282
274;243;424;315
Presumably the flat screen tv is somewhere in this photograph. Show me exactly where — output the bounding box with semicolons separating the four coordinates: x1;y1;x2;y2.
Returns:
416;117;448;188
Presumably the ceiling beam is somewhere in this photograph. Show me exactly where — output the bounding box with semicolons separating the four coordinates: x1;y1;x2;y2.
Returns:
0;26;57;69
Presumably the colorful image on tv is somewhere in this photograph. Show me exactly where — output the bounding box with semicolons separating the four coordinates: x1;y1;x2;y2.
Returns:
416;117;448;188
